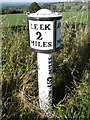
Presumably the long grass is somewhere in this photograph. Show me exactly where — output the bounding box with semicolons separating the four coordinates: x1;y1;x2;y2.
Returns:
1;11;90;120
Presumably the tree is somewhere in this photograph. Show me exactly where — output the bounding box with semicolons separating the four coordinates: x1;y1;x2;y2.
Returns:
41;3;51;10
51;5;57;12
28;2;41;12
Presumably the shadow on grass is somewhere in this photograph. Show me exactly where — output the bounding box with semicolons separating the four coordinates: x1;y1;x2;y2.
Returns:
53;43;90;104
6;25;26;32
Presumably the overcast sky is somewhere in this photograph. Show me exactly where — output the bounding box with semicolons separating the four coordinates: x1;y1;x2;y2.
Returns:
1;0;88;3
2;0;67;3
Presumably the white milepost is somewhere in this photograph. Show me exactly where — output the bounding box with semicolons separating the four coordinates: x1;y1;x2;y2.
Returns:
28;9;62;117
37;53;53;113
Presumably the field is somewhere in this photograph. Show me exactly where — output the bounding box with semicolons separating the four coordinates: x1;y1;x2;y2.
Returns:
2;10;88;27
62;11;88;23
3;13;27;26
1;6;90;120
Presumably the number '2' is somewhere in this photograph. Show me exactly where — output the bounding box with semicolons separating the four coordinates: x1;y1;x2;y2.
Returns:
36;32;43;40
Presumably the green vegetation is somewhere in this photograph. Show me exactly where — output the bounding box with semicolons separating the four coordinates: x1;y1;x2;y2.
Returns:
27;2;41;12
2;13;90;120
1;1;90;120
2;10;88;27
2;2;88;27
2;2;41;15
62;11;88;23
51;2;88;12
4;14;27;26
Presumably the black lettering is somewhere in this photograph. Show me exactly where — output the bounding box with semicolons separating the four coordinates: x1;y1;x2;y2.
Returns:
34;24;38;30
36;32;43;40
47;77;52;87
48;57;53;74
31;40;34;45
35;41;37;46
48;57;52;63
43;42;47;47
47;84;52;87
48;42;52;47
48;57;52;60
38;42;42;47
40;24;44;30
48;64;52;74
31;24;38;30
31;24;33;29
45;24;51;30
30;41;53;48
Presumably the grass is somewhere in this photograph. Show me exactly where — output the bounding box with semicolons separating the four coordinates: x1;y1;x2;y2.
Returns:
2;10;88;27
5;13;27;26
1;10;90;119
62;11;88;24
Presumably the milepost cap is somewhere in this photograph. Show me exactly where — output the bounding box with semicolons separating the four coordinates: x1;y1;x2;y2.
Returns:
28;9;62;20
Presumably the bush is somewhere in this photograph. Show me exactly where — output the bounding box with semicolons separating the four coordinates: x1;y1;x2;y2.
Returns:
27;2;41;13
2;8;23;14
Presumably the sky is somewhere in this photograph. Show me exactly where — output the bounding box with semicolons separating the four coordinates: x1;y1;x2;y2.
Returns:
1;0;88;3
2;0;67;3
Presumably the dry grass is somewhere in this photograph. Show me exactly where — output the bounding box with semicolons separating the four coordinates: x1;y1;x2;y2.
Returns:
1;13;90;120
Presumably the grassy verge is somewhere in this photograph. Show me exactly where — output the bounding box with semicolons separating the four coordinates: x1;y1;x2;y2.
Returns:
1;13;90;120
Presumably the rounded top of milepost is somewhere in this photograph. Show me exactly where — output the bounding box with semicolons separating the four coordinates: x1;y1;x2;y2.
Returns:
37;9;52;15
28;9;62;20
